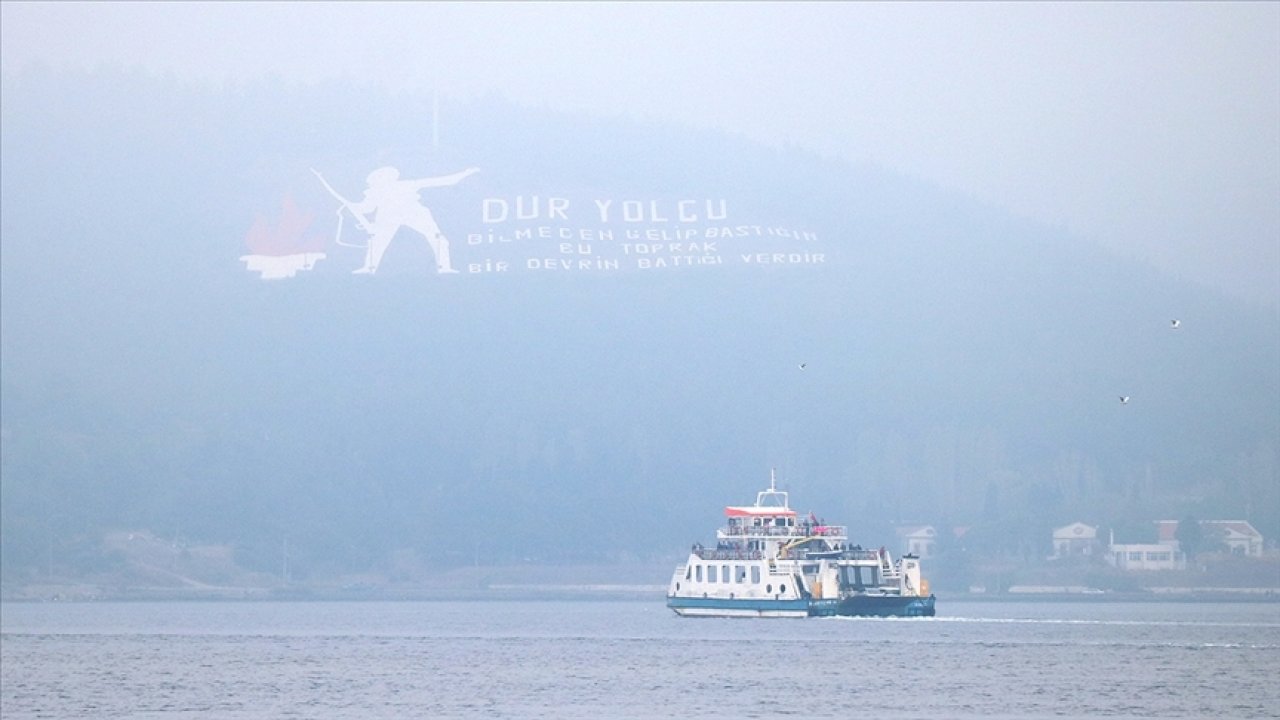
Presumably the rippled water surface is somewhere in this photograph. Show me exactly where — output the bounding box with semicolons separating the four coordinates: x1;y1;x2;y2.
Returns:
3;599;1278;718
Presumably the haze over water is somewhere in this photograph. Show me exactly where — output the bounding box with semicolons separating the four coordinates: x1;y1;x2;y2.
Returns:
2;5;1278;718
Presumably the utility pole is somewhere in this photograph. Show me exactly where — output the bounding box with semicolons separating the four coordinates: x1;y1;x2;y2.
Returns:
432;90;440;150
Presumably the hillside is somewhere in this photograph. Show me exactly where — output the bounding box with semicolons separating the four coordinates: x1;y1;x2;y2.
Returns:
2;69;1277;585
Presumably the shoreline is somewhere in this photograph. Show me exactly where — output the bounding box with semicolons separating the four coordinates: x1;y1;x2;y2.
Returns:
940;590;1280;604
3;585;1278;604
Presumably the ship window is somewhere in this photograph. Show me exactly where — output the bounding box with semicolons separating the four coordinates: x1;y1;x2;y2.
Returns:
751;566;761;584
766;584;773;593
685;566;691;580
722;565;730;583
708;565;718;583
780;584;787;593
736;566;746;583
696;565;703;582
842;566;879;589
841;567;856;589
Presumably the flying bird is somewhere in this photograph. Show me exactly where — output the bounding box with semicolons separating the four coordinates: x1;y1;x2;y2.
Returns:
798;363;807;370
1171;320;1181;329
1119;396;1130;404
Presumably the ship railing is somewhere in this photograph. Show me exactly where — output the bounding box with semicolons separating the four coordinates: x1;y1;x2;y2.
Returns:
692;548;765;562
784;549;884;562
720;524;848;538
690;547;883;563
840;550;883;562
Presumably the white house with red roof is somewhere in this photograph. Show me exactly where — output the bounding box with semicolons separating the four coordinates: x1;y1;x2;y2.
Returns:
1155;520;1265;557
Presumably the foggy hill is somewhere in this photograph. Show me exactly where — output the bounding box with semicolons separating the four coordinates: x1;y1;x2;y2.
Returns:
2;69;1276;583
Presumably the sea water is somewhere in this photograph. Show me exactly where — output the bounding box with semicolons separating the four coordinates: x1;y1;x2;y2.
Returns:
2;599;1278;719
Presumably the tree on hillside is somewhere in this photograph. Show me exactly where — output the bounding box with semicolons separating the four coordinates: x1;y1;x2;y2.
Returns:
1175;515;1205;557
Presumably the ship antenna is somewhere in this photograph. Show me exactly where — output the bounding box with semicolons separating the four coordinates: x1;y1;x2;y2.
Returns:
770;467;777;491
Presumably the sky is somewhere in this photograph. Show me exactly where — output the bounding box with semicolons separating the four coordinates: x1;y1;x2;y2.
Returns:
2;1;1277;308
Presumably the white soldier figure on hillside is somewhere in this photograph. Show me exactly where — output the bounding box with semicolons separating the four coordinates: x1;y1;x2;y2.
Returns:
315;165;479;274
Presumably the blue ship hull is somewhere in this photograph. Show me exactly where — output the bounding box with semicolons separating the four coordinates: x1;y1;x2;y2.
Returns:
809;594;936;617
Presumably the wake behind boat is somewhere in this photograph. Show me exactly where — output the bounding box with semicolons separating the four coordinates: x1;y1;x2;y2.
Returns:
667;471;936;618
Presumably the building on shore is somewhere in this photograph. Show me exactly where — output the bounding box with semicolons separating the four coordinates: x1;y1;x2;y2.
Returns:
1154;520;1265;557
895;525;937;559
1052;522;1099;559
1107;542;1187;571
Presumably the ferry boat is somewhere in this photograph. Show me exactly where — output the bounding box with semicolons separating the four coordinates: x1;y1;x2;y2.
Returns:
666;471;936;618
